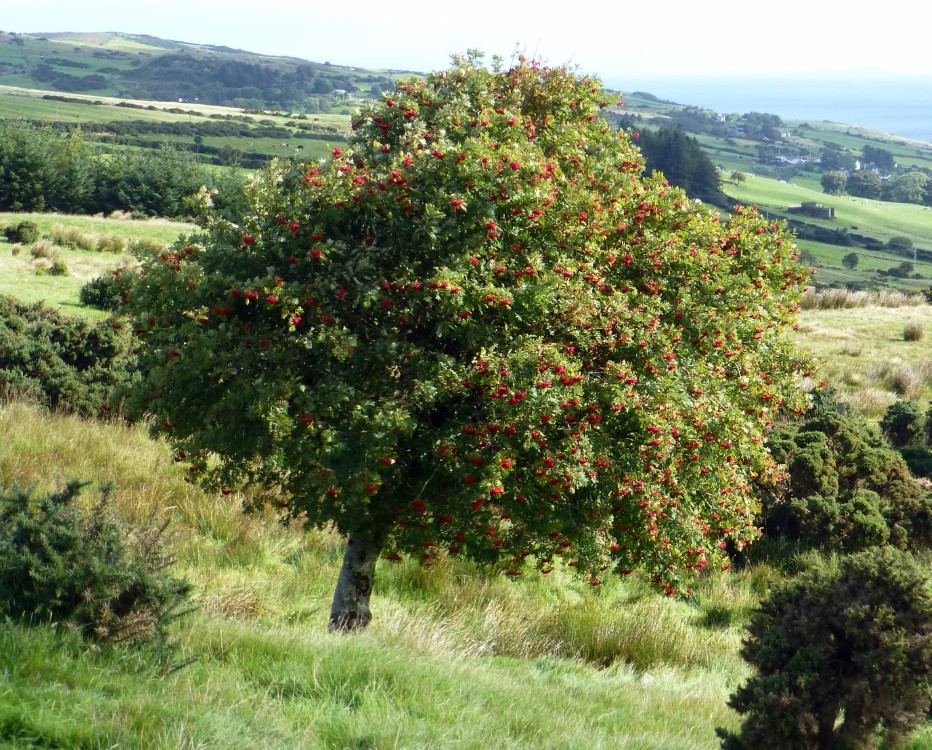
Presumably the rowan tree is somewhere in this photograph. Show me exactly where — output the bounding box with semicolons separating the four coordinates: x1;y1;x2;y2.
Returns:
124;54;809;631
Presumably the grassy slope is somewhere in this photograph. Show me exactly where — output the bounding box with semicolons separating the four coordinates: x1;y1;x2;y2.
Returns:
0;213;192;316
796;301;932;415
723;175;932;291
0;401;754;750
0;85;351;163
0;217;930;747
618;92;932;291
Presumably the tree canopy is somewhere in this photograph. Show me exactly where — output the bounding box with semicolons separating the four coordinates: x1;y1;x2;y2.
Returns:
125;54;809;629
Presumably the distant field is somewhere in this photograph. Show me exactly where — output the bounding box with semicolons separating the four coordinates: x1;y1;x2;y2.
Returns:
0;84;352;169
725;175;932;246
794;300;932;415
721;174;932;291
0;212;191;316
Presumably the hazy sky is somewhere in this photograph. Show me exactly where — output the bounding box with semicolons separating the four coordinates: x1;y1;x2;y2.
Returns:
4;0;931;86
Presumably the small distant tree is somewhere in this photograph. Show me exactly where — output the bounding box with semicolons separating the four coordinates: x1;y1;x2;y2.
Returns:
841;251;859;270
760;408;932;552
819;145;856;172
846;170;883;200
820;170;847;196
125;54;810;631
730;171;746;185
862;144;896;172
885;172;929;205
719;547;932;750
884;261;916;278
888;235;914;255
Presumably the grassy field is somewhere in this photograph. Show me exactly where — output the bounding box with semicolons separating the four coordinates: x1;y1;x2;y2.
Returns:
1;214;931;747
7;396;930;750
0;400;761;750
1;384;930;748
0;212;192;316
0;84;352;169
796;294;932;415
722;174;932;291
725;175;932;246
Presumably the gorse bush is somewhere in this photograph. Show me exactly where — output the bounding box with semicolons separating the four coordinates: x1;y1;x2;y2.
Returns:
0;480;192;646
0;294;132;416
79;267;135;311
899;446;932;478
760;406;932;553
47;259;69;277
884;401;932;479
2;220;40;245
718;547;932;750
881;399;926;448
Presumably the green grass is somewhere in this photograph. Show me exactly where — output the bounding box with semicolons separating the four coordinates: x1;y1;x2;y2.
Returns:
0;618;740;750
793;300;932;415
795;239;931;291
725;175;932;244
0;212;191;315
0;401;758;749
0;276;930;746
0;388;928;747
721;173;932;290
0;85;353;133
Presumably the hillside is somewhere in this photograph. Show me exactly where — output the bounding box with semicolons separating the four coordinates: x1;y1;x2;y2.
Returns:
1;48;931;750
0;30;405;111
2;30;931;289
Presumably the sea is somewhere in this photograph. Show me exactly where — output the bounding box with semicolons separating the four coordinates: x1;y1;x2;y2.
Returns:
617;74;932;144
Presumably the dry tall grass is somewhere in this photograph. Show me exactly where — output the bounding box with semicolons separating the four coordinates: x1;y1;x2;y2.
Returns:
0;400;755;674
48;224;129;254
800;288;928;310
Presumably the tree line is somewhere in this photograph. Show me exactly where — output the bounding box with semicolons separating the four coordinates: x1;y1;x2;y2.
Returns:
820;143;932;205
0;120;245;218
612;117;726;206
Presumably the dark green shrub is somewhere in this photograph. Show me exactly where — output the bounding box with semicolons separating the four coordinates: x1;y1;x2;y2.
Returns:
47;259;69;277
899;446;932;479
0;294;132;416
759;408;932;553
882;400;926;448
3;220;40;245
79;267;134;311
0;481;191;646
718;547;932;750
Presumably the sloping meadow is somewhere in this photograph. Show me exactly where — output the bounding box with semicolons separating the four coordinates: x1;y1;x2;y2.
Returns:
0;399;771;749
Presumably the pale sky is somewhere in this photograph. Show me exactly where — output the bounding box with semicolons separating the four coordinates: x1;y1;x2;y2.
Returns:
4;0;932;85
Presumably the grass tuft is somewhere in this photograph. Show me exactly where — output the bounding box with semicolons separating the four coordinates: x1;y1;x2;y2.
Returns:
904;319;925;342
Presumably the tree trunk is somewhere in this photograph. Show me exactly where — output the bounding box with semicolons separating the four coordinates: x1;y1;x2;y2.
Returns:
328;529;382;632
